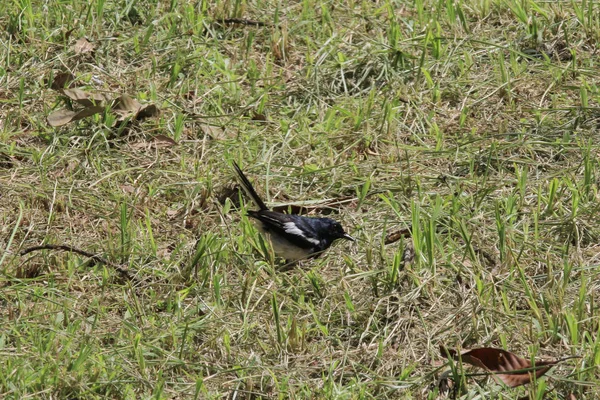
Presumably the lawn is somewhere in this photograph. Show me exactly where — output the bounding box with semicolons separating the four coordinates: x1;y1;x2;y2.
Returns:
1;0;599;398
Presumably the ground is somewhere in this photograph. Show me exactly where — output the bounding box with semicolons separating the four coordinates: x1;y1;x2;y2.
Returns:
1;0;599;399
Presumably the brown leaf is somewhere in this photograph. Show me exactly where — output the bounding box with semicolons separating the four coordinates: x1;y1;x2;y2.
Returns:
73;38;94;55
271;196;354;215
384;227;412;244
62;88;109;107
153;134;177;146
216;185;240;206
121;185;136;194
50;72;75;90
183;90;197;101
112;94;142;121
136;104;159;120
47;106;104;127
215;18;267;27
63;27;76;42
0;153;14;169
126;7;144;25
166;208;180;219
113;94;142;113
47;109;80;127
200;124;227;140
252;112;267;121
112;95;159;122
271;204;310;215
436;369;455;396
440;346;560;388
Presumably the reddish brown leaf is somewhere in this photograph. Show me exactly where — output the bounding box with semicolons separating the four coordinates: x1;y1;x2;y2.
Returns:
440;346;561;388
47;106;104;127
73;38;94;55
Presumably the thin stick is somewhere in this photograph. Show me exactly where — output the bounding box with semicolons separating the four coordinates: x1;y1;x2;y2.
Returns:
215;18;267;27
20;244;131;279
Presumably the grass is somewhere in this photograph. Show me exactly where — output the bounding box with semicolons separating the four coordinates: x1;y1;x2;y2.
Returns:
1;0;600;398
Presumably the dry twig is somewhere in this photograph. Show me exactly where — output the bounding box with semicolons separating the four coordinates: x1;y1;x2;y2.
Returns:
20;244;131;279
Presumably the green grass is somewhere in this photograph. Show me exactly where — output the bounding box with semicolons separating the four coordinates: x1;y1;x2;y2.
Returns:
1;0;600;398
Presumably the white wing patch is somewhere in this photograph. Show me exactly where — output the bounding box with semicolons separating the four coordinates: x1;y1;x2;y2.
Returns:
284;222;320;245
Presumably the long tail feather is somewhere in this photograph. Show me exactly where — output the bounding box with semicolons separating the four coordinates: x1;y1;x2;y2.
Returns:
232;161;269;210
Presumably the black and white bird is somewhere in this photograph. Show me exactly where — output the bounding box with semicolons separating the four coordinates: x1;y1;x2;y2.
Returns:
233;161;354;261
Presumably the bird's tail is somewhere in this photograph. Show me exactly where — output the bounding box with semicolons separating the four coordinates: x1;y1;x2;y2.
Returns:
232;161;269;211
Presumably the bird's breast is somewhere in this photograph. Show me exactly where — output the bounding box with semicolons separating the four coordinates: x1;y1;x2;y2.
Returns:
267;233;315;261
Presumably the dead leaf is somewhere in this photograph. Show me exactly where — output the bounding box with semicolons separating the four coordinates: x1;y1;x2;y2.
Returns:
128;141;149;150
112;94;142;122
200;124;227;140
49;159;78;179
384;227;412;244
73;38;94;55
126;6;143;25
63;27;76;42
112;94;142;114
121;185;136;194
50;72;75;90
436;369;455;396
271;196;354;215
166;208;180;219
252;112;267;121
47;106;104;127
271;204;311;215
49;91;158;128
15;261;44;279
215;18;267;27
62;88;109;107
183;90;197;101
0;153;14;169
402;244;415;267
153;134;177;146
112;95;159;122
216;185;240;206
440;346;568;388
136;104;159;120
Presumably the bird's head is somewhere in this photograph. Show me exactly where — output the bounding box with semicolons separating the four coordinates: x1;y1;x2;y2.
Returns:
323;218;354;242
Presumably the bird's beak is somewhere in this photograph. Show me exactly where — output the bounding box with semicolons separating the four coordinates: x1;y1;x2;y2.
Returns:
343;233;355;241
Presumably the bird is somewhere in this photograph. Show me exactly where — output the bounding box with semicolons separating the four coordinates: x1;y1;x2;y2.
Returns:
232;161;354;262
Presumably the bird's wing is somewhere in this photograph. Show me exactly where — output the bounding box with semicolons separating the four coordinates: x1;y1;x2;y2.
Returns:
248;211;321;249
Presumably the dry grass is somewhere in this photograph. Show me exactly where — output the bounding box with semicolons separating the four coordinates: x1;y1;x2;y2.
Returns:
1;0;600;398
